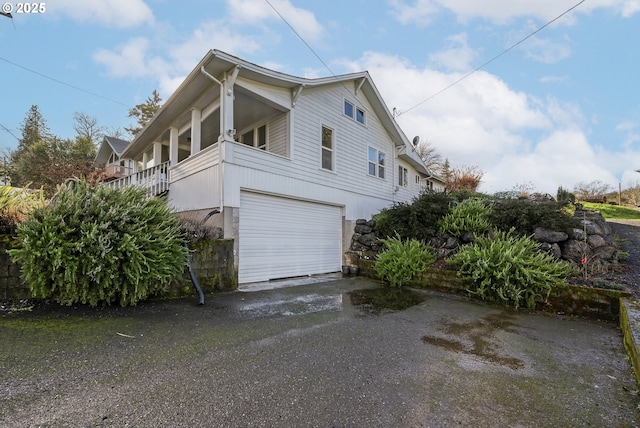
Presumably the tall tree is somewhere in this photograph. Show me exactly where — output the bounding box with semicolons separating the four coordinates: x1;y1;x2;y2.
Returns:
125;89;162;137
10;105;51;186
415;139;444;176
73;112;105;146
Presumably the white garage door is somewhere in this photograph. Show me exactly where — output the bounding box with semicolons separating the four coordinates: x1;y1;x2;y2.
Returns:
239;192;342;284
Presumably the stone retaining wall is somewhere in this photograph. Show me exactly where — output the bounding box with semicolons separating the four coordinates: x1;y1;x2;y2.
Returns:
0;236;236;300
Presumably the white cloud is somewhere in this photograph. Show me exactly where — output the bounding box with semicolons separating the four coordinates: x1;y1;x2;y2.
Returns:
226;0;324;42
428;33;478;71
52;0;154;28
93;20;261;96
343;51;634;193
390;0;640;26
522;36;572;64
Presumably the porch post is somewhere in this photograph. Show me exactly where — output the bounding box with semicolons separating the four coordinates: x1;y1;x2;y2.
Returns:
142;151;149;170
191;108;202;155
169;127;179;166
153;142;162;166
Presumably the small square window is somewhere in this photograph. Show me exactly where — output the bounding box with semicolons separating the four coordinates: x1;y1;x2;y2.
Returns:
344;100;354;118
356;108;365;124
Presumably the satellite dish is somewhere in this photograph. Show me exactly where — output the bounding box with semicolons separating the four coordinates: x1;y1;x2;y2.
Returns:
412;136;420;147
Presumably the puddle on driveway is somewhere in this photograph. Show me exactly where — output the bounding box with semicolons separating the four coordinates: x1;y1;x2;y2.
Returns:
422;311;524;370
345;287;427;314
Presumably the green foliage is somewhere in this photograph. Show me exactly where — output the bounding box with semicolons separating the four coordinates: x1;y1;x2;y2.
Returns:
0;186;45;234
580;202;640;220
375;191;452;241
9;180;188;307
556;186;575;204
449;229;575;309
126;89;163;137
375;234;436;287
439;198;492;238
489;199;581;236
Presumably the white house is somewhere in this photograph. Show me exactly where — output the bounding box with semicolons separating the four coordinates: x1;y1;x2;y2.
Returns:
106;50;441;284
94;136;135;181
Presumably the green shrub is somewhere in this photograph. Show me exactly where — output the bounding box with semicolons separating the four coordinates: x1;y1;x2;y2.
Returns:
449;229;575;309
9;180;188;307
375;191;452;241
438;198;492;238
489;199;580;236
0;185;46;234
375;234;436;287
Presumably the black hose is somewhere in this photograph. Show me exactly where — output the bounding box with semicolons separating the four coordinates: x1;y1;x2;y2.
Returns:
185;242;205;305
184;208;221;306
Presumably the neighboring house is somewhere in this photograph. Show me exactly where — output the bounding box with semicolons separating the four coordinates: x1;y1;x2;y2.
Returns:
94;136;135;181
107;50;437;285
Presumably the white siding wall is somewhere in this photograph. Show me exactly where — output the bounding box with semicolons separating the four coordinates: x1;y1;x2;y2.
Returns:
268;113;288;156
167;144;221;211
228;82;413;220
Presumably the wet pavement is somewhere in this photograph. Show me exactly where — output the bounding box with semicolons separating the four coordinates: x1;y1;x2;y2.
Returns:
1;276;639;427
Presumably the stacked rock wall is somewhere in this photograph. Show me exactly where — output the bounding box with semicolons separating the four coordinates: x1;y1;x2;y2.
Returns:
349;206;620;272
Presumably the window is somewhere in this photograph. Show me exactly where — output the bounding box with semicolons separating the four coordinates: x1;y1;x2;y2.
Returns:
344;100;366;125
368;147;385;179
344;100;354;119
321;126;333;171
399;166;408;187
240;124;267;150
415;175;421;185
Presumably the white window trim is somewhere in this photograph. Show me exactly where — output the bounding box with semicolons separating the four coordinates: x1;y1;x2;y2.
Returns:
368;147;386;179
343;99;366;126
321;125;335;172
239;123;269;150
399;166;409;188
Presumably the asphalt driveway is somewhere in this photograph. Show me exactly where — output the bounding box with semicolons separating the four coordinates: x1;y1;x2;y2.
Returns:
1;277;638;427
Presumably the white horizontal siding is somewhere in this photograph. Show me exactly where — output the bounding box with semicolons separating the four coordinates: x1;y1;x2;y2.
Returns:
168;164;220;212
268;113;288;156
171;144;219;182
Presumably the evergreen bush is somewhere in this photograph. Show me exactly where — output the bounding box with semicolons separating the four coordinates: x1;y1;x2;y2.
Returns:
489;199;580;236
375;234;436;287
0;186;45;235
9;180;188;307
375;191;451;241
438;198;492;238
449;229;575;309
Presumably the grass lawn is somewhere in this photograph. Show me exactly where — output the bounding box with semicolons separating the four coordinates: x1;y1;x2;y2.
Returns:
580;201;640;219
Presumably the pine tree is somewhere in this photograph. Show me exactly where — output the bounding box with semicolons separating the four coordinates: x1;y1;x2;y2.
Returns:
125;89;163;137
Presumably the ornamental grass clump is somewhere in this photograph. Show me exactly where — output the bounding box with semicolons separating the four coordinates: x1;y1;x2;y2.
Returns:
9;179;188;307
0;185;45;235
449;229;575;309
375;233;436;287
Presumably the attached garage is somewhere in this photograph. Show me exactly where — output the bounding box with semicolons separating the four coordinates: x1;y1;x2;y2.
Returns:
238;191;343;284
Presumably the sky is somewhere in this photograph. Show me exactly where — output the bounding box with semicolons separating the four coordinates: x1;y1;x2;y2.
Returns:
1;0;639;195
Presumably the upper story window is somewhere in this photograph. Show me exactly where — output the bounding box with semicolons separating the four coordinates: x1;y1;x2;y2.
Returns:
344;100;365;125
321;126;334;171
240;124;267;150
368;147;385;179
399;166;408;187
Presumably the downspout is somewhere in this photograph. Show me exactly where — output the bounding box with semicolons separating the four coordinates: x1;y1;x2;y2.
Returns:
200;66;225;216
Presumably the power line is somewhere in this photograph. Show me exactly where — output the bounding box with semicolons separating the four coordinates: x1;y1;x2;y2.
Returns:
0;56;130;108
397;0;586;117
0;123;19;141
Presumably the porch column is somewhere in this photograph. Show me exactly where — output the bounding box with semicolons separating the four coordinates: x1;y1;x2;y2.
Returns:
142;151;149;170
191;108;201;155
153;142;162;166
169;127;179;166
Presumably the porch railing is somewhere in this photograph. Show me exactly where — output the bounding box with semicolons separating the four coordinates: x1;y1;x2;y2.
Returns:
103;161;170;196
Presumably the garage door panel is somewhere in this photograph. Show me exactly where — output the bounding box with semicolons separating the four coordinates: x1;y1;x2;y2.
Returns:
239;192;342;283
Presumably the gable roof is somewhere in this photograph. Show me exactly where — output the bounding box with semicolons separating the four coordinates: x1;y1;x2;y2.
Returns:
121;50;430;175
94;136;131;167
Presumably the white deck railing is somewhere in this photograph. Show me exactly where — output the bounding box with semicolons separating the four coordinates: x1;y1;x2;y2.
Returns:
103;161;170;196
